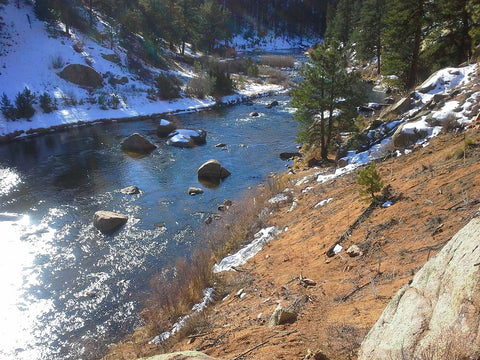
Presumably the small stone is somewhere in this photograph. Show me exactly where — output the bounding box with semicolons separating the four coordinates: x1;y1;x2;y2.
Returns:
188;187;204;196
120;186;140;195
93;211;128;233
250;111;259;117
346;244;363;258
268;305;298;327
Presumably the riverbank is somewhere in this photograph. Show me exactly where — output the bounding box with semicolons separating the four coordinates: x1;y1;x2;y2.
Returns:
101;122;480;360
0;84;285;143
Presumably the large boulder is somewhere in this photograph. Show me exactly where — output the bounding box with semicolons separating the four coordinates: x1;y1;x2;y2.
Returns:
58;64;103;88
167;129;207;148
197;159;231;184
157;119;177;137
120;133;157;153
93;211;128;233
138;351;216;360
357;215;480;360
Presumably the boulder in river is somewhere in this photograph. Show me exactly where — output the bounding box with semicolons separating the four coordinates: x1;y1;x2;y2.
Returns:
93;211;128;233
265;100;279;109
120;186;140;195
188;187;204;196
120;133;157;153
250;111;259;117
167;129;207;148
197;159;231;184
157;119;177;137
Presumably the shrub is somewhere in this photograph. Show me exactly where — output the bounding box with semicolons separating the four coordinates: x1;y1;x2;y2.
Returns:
109;93;120;109
1;93;16;120
97;93;108;109
51;54;65;69
39;92;56;113
245;58;259;77
15;87;36;119
259;66;288;85
185;76;214;99
155;73;181;100
358;161;384;204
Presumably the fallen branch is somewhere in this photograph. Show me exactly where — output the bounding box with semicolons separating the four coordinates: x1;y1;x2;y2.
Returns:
231;340;269;360
338;274;378;302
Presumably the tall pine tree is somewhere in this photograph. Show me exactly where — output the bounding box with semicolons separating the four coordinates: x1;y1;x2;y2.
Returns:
382;0;425;89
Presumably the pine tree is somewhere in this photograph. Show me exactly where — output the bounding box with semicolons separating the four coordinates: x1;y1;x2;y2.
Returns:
382;0;425;89
358;161;384;204
468;0;480;54
1;93;17;121
291;41;365;160
15;87;36;120
353;0;386;75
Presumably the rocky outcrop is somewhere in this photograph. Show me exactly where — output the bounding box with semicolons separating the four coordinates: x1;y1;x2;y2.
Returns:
58;64;103;88
197;159;231;184
93;211;128;233
138;351;216;360
357;214;480;360
167;129;207;148
120;133;157;153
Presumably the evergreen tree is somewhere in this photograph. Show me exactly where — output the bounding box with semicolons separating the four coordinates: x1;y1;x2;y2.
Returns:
468;0;480;54
325;0;356;44
15;87;36;120
358;161;384;203
1;93;17;121
382;0;425;89
291;41;365;160
197;0;232;53
353;0;386;75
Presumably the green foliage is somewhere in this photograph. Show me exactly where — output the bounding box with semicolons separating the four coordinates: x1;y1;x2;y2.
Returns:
15;87;36;120
358;162;384;203
1;93;16;121
246;58;259;77
291;41;365;160
155;73;181;100
39;92;56;113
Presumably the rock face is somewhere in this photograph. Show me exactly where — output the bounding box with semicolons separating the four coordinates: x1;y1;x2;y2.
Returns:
120;133;157;153
357;215;480;360
58;64;103;88
167;129;207;148
93;211;128;233
138;351;216;360
157;119;177;137
197;159;231;184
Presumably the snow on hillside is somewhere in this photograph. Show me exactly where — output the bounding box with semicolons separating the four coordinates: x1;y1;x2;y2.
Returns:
0;3;283;138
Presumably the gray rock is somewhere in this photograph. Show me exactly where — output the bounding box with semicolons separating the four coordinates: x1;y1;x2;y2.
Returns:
93;211;128;233
346;244;363;257
188;187;204;196
268;305;298;327
120;186;140;195
357;215;480;360
120;133;157;153
197;159;231;183
250;111;259;117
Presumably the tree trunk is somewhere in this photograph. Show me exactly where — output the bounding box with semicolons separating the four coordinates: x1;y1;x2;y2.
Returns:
406;0;424;89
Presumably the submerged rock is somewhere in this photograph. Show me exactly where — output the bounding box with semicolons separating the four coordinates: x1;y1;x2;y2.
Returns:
93;211;128;233
120;133;157;153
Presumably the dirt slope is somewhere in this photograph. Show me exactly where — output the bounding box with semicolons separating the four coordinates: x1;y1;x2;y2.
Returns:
155;124;480;360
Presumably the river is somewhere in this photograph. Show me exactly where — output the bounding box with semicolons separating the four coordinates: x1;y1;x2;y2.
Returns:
0;94;299;360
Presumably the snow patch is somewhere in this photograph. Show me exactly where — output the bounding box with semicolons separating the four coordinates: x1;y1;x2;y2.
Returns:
213;227;281;273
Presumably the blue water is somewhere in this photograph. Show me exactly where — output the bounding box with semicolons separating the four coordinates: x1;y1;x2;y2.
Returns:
0;94;299;360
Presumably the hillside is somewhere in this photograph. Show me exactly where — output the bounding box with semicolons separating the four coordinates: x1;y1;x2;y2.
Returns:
0;2;289;141
101;60;480;359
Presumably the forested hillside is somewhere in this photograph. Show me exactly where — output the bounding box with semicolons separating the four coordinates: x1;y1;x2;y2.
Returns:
326;0;480;89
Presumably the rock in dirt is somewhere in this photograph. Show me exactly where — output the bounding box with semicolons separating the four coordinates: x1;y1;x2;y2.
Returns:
269;305;298;327
346;244;363;257
138;351;216;360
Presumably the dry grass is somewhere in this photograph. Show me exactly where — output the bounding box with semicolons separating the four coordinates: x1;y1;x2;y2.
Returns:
259;55;296;68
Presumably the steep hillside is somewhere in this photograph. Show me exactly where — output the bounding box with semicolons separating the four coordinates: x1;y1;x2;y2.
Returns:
102;62;480;360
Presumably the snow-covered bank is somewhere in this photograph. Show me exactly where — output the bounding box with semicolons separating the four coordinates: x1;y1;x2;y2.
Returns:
0;3;286;142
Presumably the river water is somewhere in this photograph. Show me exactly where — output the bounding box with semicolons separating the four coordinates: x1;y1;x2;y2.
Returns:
0;94;299;360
